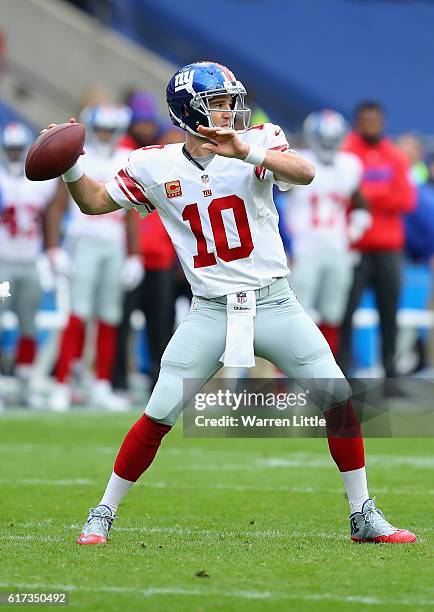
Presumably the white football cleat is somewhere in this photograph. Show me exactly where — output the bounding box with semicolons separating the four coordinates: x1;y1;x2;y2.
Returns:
350;498;417;543
48;382;71;412
91;380;130;412
77;505;116;545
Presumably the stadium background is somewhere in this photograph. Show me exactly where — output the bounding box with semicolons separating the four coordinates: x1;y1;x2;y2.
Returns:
0;1;433;610
2;0;434;379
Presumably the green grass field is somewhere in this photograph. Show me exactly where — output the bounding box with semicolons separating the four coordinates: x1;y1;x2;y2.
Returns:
0;409;433;611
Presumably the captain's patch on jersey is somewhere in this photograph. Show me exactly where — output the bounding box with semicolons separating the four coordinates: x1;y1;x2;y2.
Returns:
165;180;182;199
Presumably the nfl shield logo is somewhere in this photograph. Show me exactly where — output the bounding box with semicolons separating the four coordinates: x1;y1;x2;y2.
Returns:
236;292;247;304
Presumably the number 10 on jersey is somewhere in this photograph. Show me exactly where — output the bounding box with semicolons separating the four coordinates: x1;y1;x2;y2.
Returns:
182;195;254;268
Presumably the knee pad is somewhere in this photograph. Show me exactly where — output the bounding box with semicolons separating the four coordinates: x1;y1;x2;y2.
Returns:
297;375;352;412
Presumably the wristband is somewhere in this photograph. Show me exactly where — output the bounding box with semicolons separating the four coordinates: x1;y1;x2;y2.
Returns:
243;144;266;166
62;159;84;183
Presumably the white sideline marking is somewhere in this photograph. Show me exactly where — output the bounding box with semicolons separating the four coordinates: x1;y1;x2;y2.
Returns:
258;454;434;469
12;521;345;540
2;444;434;469
0;478;314;494
0;535;62;542
0;582;432;606
0;444;116;455
0;478;432;497
177;454;434;471
0;478;92;486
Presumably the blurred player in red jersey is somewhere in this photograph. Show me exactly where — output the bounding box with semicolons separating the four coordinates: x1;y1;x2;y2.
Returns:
112;95;180;393
41;62;416;546
0;122;63;407
284;110;371;357
45;104;144;412
338;102;416;381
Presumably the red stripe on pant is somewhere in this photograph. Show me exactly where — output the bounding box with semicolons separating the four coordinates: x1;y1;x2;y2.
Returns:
16;337;37;365
114;414;171;481
95;320;117;380
55;315;86;383
324;399;365;472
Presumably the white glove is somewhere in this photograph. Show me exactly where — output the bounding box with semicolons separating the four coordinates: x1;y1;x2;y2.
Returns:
348;209;372;244
0;281;11;300
121;255;145;291
46;247;72;277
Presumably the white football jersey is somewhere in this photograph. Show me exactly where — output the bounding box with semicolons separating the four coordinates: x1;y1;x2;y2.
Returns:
284;150;362;256
0;166;57;262
106;123;292;298
67;146;129;244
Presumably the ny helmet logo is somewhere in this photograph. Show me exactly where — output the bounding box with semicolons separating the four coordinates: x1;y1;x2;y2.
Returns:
174;70;195;92
236;292;247;304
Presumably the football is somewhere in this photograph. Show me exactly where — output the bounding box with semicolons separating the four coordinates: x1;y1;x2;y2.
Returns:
25;122;85;181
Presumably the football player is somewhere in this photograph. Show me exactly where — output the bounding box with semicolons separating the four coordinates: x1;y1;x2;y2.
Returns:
284;110;372;356
45;104;144;412
0;122;61;407
43;62;416;545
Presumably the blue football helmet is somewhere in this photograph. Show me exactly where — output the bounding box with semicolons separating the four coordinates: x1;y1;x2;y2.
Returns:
79;104;131;155
303;109;349;164
166;61;250;136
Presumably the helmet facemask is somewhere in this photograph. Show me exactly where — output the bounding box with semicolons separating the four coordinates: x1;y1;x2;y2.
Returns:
3;148;26;176
80;105;131;157
309;133;344;165
192;86;251;132
170;82;251;138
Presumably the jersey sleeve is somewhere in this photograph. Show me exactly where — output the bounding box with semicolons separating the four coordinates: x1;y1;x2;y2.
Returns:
251;123;295;192
106;149;157;219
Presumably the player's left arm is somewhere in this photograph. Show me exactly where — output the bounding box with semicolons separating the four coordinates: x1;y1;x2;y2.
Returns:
351;188;369;210
122;209;145;291
43;179;69;250
125;209;140;256
198;125;315;185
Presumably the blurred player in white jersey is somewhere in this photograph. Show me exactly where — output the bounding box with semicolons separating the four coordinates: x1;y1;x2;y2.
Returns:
284;110;371;356
42;62;415;545
45;105;144;412
0;122;60;407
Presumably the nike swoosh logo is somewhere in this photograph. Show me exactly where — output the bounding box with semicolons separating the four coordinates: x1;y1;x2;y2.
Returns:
275;128;282;136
